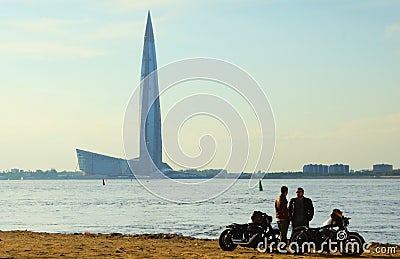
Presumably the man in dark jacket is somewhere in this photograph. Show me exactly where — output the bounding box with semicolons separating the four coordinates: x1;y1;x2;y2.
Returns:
289;187;314;231
275;186;290;244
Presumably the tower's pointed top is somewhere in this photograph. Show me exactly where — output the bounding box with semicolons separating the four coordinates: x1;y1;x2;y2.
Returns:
144;10;154;42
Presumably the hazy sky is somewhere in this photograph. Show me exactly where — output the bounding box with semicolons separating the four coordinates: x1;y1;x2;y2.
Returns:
0;0;399;172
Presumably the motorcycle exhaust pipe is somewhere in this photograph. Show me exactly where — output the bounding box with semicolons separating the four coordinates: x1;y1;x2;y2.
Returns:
232;234;259;245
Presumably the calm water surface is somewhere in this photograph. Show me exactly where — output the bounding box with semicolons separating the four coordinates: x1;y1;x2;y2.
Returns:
0;179;398;244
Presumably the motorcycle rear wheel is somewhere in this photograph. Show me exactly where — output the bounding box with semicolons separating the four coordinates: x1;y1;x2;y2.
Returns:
340;232;365;256
219;229;238;251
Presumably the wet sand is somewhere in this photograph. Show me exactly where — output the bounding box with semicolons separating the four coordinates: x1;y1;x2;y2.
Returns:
0;231;398;258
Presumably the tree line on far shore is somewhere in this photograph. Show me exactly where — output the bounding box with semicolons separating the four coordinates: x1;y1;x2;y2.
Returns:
0;168;398;180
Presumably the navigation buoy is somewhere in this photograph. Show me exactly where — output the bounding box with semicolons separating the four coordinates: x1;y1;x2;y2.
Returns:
258;180;263;191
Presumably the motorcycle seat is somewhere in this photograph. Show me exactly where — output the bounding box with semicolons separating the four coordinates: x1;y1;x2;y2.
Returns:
231;223;248;228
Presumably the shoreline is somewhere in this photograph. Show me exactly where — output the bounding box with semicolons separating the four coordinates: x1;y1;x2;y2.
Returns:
0;231;398;258
2;175;400;180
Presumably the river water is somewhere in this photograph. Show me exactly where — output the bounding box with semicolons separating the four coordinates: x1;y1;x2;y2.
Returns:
0;178;398;244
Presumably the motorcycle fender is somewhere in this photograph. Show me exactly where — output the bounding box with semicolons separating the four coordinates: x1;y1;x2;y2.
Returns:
294;226;308;232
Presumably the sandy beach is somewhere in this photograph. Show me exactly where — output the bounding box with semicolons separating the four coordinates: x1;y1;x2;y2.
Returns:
0;231;398;258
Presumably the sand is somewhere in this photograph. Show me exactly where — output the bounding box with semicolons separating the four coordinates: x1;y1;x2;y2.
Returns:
0;231;398;258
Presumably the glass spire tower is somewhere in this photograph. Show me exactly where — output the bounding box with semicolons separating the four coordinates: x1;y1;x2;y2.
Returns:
138;11;165;172
76;12;171;176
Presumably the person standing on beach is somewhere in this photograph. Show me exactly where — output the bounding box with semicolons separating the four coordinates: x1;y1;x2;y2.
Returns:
289;187;314;231
275;186;290;245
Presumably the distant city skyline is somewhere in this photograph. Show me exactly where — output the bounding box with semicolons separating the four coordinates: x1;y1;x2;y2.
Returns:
0;1;399;172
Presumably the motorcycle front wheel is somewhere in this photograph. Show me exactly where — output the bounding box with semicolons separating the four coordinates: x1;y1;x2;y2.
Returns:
267;229;281;249
219;229;238;251
289;230;309;254
340;232;365;256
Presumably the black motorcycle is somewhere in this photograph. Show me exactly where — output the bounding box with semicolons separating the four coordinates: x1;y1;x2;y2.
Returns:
289;209;365;256
219;211;280;252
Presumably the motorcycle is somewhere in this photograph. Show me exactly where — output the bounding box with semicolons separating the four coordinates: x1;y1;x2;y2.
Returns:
289;209;365;255
219;211;280;252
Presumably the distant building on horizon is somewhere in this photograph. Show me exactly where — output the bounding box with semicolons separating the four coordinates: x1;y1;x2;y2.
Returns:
328;164;350;174
303;163;350;174
76;149;131;177
373;164;393;173
303;164;328;174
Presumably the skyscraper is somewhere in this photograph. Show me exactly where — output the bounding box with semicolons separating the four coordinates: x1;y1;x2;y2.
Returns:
138;11;163;172
76;12;171;176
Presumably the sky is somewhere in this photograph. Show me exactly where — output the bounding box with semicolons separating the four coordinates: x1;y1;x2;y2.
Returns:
0;0;399;172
